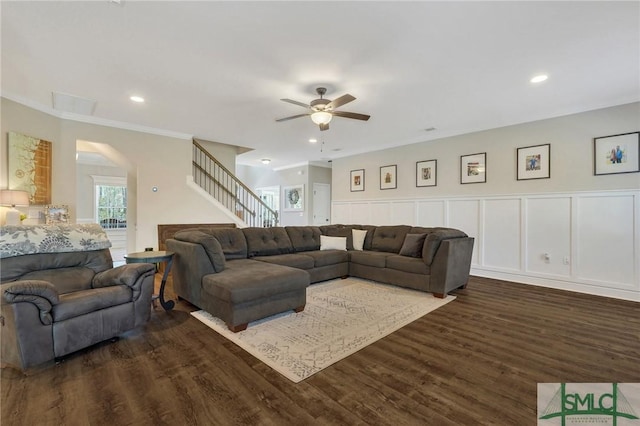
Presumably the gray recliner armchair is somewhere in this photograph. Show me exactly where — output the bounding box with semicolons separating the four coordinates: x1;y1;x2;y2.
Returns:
0;224;155;370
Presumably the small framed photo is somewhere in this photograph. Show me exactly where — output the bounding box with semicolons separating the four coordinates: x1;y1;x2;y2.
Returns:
350;169;365;192
460;153;486;184
380;165;397;190
44;204;69;224
517;143;550;180
594;132;640;176
416;160;437;187
283;185;304;211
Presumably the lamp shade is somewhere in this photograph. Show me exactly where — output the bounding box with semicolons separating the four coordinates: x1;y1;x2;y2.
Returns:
0;190;30;207
310;111;332;125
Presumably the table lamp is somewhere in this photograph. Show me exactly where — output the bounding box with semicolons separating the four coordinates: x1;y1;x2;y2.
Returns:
1;189;30;225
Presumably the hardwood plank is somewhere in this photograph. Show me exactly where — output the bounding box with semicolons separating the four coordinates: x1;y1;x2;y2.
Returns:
2;276;639;425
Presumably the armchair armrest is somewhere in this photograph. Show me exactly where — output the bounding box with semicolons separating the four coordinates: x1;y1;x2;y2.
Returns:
2;280;59;325
93;264;155;299
93;263;155;287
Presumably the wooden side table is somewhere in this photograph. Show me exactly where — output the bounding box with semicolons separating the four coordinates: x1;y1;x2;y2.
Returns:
124;250;175;311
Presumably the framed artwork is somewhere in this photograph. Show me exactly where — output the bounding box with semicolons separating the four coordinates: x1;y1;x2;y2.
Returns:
8;131;52;205
593;131;640;176
517;143;550;180
350;169;365;192
283;185;304;211
44;204;69;224
416;160;437;187
380;165;397;190
460;153;486;184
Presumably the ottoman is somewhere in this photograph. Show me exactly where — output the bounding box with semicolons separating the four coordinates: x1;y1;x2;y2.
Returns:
200;259;310;332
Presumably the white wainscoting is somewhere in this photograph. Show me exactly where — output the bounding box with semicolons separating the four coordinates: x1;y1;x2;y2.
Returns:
332;190;640;301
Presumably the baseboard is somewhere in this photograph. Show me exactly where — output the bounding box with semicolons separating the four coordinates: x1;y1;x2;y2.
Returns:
471;268;640;302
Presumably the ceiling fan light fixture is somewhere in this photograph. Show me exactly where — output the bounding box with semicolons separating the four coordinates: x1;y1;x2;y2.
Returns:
311;111;332;125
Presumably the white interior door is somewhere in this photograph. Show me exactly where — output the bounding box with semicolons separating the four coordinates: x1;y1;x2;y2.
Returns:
312;183;331;225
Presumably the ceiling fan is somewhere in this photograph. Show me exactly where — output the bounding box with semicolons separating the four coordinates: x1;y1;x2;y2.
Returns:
276;87;370;131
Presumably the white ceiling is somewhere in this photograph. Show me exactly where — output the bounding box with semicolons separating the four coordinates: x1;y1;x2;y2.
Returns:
2;1;639;170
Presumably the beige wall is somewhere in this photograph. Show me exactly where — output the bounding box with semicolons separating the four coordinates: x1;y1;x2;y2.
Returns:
2;98;236;252
332;102;640;200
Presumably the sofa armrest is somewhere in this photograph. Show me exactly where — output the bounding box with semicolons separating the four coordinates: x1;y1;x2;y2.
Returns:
92;263;155;300
166;238;215;305
429;237;474;297
1;280;59;325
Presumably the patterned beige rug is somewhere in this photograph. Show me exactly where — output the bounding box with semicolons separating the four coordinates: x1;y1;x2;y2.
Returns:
191;277;455;383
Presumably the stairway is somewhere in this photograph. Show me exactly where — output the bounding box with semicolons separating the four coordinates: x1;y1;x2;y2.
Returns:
192;139;278;228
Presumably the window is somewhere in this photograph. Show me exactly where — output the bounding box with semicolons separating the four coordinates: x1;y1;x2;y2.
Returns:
92;176;127;229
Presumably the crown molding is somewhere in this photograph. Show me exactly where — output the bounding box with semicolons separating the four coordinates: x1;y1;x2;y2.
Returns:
1;92;193;141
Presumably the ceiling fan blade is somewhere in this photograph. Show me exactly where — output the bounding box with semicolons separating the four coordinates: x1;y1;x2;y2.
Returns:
326;94;355;110
319;123;329;131
280;98;310;108
275;113;310;122
332;110;371;121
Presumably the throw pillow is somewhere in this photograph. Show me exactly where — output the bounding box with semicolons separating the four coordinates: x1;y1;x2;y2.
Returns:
399;233;427;258
352;229;367;251
323;227;354;250
320;235;347;251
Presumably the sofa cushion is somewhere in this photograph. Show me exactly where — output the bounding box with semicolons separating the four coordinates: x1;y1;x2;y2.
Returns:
52;285;132;322
386;255;430;275
349;251;394;268
352;229;367;251
285;226;321;252
173;230;226;272
320;225;354;250
371;225;411;253
243;227;293;257
202;259;308;304
253;253;315;270
320;235;347;251
304;250;350;267
175;228;246;261
399;233;427;258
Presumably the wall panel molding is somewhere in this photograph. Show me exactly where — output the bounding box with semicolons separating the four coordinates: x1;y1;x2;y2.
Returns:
333;189;640;301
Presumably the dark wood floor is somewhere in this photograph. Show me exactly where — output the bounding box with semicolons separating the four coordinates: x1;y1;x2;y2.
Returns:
2;276;639;425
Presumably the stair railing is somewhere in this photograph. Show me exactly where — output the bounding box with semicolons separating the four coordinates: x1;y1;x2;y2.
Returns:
192;139;278;227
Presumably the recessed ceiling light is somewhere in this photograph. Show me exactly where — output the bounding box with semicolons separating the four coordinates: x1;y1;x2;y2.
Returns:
130;95;145;103
530;74;548;83
309;138;317;144
261;158;271;165
425;127;437;132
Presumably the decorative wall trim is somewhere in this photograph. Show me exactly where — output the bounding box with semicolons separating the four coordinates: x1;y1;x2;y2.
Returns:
1;93;193;140
332;189;640;301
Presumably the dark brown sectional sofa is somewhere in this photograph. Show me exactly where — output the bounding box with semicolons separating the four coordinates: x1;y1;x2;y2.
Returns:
166;225;474;332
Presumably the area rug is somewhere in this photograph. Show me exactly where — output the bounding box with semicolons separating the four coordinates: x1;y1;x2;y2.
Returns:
191;277;455;383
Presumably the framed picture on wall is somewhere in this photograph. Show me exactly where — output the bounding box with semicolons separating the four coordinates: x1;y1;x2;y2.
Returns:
380;165;397;190
460;153;486;184
517;143;550;180
283;185;304;211
416;160;437;187
593;131;640;175
44;204;69;224
8;132;52;205
350;169;365;192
